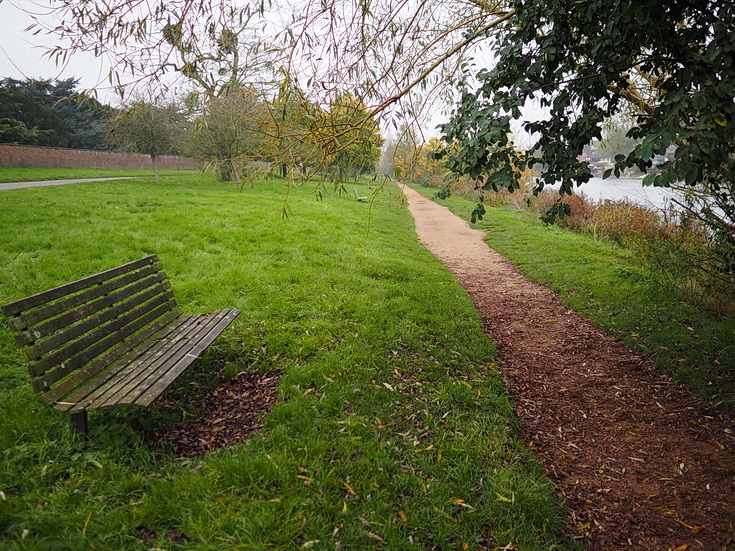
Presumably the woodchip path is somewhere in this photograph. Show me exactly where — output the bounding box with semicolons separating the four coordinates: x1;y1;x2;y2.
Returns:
401;184;735;550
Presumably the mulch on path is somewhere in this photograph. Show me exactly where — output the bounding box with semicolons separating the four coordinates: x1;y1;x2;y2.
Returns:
402;184;735;550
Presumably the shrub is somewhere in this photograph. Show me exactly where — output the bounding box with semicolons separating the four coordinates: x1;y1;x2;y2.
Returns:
589;200;665;244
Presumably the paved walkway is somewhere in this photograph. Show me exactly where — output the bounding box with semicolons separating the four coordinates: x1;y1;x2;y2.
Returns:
0;177;135;191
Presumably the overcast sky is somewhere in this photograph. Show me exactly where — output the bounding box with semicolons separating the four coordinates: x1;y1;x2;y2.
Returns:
0;1;115;99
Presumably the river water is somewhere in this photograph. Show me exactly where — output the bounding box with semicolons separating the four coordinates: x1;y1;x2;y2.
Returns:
555;177;681;210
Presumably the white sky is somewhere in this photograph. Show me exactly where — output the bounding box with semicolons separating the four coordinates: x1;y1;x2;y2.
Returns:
0;1;540;143
0;1;116;100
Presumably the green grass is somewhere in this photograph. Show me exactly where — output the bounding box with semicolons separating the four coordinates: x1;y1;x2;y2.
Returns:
0;172;574;549
411;184;735;409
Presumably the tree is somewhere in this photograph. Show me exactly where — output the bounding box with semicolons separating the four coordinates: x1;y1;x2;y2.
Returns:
7;78;109;150
108;99;181;183
186;86;273;182
432;0;734;276
0;81;68;147
324;93;383;180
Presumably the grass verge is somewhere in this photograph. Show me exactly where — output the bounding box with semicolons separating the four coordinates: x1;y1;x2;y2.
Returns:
410;184;735;409
0;172;574;549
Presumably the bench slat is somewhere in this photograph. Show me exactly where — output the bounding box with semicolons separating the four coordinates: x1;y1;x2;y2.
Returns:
23;280;171;360
3;255;158;318
28;291;176;378
77;313;210;410
32;299;177;391
131;309;240;408
90;309;240;410
14;273;167;347
9;262;161;332
46;310;184;410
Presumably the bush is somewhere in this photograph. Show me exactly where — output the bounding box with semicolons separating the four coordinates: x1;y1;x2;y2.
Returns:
524;189;597;232
511;189;734;314
589;200;665;244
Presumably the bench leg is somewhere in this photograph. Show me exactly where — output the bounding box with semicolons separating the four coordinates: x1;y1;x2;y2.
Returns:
69;412;88;435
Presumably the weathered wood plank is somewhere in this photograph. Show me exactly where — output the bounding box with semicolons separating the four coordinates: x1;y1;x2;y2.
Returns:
47;310;184;410
28;292;175;378
14;273;167;347
76;313;214;411
22;280;172;361
9;262;161;332
131;309;240;408
99;310;239;409
32;299;177;390
2;255;157;317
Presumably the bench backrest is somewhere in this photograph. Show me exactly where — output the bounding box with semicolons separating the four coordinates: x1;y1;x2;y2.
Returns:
2;255;181;406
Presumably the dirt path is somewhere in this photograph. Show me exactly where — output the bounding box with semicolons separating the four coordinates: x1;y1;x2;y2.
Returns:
401;184;735;550
0;177;134;191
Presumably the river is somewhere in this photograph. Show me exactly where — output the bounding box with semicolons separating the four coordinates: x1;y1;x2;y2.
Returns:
551;177;681;210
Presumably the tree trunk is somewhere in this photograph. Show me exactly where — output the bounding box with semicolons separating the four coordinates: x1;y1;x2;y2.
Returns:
151;155;159;184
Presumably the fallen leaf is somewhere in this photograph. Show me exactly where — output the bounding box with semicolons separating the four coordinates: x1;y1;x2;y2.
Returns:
365;531;384;542
301;540;320;549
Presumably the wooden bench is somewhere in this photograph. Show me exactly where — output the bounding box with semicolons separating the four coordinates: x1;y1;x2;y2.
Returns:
1;255;240;434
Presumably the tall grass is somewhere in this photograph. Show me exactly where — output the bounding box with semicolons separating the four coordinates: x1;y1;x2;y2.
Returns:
0;172;574;549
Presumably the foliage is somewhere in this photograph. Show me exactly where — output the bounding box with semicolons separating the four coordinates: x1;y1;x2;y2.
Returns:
393;134;447;186
0;171;573;550
4;78;109;150
107;99;184;183
29;1;281;96
323;92;383;180
0;82;68;147
186;86;272;182
435;0;735;273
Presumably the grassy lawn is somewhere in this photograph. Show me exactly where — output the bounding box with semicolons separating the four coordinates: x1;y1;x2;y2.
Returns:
0;172;573;549
410;184;735;409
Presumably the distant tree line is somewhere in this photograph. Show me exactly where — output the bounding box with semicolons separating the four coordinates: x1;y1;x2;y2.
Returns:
0;78;109;150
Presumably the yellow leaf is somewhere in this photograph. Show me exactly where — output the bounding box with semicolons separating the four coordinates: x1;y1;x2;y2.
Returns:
301;540;320;549
672;545;689;551
383;382;394;392
323;375;334;382
714;115;728;127
496;492;514;503
575;522;591;531
343;482;356;495
296;475;312;481
460;380;472;389
304;388;314;394
342;500;348;513
398;510;407;522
